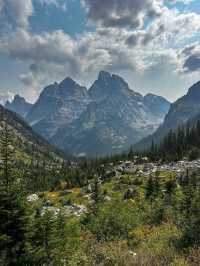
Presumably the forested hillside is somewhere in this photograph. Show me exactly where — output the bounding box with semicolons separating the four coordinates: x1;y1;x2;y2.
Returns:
147;119;200;162
1;114;200;265
0;105;64;166
135;81;200;152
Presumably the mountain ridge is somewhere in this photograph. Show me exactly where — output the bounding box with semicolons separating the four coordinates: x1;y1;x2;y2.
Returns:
0;105;64;164
43;71;170;156
6;71;171;157
134;80;200;151
5;94;32;118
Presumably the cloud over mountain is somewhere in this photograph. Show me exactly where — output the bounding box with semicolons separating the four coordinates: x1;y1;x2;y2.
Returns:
0;0;200;101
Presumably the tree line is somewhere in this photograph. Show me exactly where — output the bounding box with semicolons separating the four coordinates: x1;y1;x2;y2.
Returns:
147;120;200;162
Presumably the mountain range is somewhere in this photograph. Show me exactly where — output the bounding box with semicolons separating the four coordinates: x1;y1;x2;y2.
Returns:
15;71;169;157
3;72;200;157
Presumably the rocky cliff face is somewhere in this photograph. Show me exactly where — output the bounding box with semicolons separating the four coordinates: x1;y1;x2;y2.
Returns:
144;93;170;119
48;71;170;156
12;71;170;156
26;78;90;139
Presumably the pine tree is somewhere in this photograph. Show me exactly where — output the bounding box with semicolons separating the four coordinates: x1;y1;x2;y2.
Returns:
0;121;13;191
128;146;134;160
0;188;27;265
27;210;57;265
0;119;28;265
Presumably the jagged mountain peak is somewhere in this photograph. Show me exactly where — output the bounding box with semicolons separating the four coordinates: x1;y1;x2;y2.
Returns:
6;94;26;105
41;77;87;100
96;71;128;87
59;77;87;97
89;71;132;100
13;94;28;104
5;94;32;118
98;70;112;81
24;72;170;157
60;76;78;87
26;76;90;138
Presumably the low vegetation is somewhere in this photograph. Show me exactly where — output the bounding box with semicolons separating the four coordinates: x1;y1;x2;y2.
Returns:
0;121;200;265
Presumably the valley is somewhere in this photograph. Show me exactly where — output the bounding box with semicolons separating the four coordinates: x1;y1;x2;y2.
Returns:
5;71;170;157
1;72;200;266
23;156;200;265
1;0;200;265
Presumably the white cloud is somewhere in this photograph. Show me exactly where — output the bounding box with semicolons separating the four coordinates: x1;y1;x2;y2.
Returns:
178;43;200;73
82;0;163;29
2;29;77;64
0;0;199;101
0;0;33;29
0;91;14;105
167;0;194;4
0;0;4;12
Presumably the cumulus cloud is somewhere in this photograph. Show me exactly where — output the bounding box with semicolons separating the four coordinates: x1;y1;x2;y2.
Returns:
19;61;71;101
0;91;14;105
2;29;77;64
184;54;200;72
0;28;81;96
126;7;200;48
0;0;67;32
0;0;4;12
179;43;200;73
167;0;194;4
83;0;162;29
0;0;199;101
0;0;33;30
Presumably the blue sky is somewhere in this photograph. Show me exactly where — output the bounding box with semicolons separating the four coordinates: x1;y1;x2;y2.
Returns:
30;0;87;35
0;0;200;103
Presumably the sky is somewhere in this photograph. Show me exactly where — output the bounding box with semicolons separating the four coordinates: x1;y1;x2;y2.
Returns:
0;0;200;103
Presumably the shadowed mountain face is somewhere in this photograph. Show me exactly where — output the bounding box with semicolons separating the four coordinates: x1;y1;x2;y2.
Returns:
5;95;32;118
51;71;170;157
0;105;64;164
134;81;200;151
26;78;90;139
23;71;170;157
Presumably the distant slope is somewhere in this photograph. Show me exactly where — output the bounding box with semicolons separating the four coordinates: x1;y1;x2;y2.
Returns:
5;95;33;118
134;81;200;151
143;93;170;117
0;105;64;165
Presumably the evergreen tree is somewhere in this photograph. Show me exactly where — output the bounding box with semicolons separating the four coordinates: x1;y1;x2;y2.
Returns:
0;119;28;266
26;210;57;265
128;146;134;160
0;121;13;191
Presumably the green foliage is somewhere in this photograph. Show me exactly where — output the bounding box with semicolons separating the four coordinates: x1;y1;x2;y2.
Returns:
1;114;200;265
0;188;28;266
85;200;142;241
148;121;200;162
